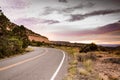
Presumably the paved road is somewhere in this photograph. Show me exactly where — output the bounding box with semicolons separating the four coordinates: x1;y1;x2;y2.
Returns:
0;47;68;80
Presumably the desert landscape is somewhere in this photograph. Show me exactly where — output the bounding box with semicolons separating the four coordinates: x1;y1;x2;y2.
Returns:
0;0;120;80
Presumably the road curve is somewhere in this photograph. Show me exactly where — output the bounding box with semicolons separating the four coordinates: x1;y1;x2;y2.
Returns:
0;47;68;80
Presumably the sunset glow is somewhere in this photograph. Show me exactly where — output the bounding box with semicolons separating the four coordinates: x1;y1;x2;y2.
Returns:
0;0;120;44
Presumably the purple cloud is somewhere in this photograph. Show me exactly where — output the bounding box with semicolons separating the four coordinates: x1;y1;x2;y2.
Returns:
5;0;30;9
42;20;59;24
63;2;94;13
41;7;56;15
15;17;40;26
59;0;67;3
53;21;120;37
42;2;94;15
15;17;60;26
68;9;120;21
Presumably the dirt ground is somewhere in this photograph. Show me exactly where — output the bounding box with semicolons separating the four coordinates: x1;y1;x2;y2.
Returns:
77;52;120;80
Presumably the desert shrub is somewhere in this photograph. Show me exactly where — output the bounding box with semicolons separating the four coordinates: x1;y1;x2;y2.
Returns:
78;53;97;62
78;68;89;76
80;43;98;53
36;41;43;46
68;65;77;75
0;37;23;58
114;51;120;55
30;40;43;46
12;25;29;48
98;46;107;51
103;58;120;64
8;37;23;52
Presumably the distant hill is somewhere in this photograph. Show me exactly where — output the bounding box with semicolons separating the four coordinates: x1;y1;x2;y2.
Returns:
51;41;85;47
98;44;120;47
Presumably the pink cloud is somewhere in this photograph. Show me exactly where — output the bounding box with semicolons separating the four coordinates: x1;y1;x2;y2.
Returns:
53;21;120;37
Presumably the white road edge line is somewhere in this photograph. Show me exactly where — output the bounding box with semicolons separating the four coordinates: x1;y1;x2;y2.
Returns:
50;51;66;80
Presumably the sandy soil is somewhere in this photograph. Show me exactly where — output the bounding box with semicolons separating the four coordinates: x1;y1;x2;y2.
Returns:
77;52;120;80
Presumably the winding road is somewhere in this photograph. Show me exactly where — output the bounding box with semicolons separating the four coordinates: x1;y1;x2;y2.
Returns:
0;47;68;80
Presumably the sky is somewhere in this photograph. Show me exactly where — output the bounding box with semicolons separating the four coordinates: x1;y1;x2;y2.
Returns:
0;0;120;44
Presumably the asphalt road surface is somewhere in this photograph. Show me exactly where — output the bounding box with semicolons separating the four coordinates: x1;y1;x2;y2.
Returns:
0;47;68;80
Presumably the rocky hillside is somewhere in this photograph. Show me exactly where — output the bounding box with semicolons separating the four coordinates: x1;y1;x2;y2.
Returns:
0;11;29;58
26;29;49;43
0;10;50;43
0;10;49;58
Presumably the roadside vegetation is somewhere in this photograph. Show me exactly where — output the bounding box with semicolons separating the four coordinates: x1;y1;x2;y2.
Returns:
51;43;98;80
30;40;48;46
0;11;29;59
56;46;79;80
25;47;34;52
0;9;47;59
51;43;120;80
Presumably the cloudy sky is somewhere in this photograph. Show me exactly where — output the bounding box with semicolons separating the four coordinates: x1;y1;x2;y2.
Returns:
0;0;120;44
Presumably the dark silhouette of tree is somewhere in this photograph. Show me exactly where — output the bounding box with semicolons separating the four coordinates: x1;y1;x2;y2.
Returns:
80;43;98;53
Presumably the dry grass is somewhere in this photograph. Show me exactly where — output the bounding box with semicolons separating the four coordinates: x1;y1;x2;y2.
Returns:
25;47;34;52
83;59;93;72
63;76;73;80
78;68;89;76
69;59;78;65
57;47;79;57
56;46;79;80
68;65;77;76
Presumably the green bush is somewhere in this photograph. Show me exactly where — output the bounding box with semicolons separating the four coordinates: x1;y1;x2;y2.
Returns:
30;40;43;46
0;37;24;58
12;25;29;48
80;43;98;53
0;11;29;58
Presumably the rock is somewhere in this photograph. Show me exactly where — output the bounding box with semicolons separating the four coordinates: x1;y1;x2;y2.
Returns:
108;74;119;80
99;73;109;80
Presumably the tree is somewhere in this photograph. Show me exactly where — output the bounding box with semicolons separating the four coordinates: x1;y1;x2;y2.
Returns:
0;10;10;35
0;9;29;58
12;25;29;48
